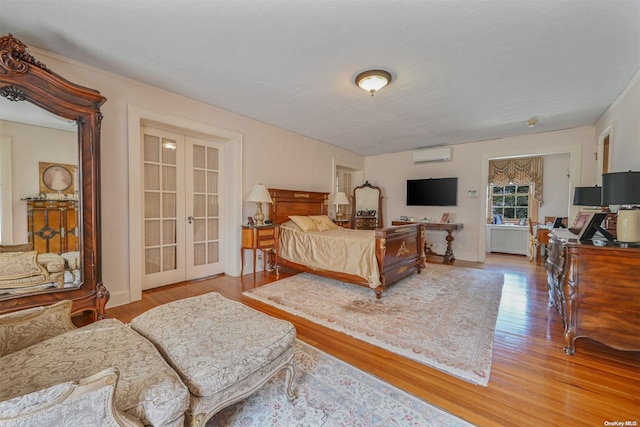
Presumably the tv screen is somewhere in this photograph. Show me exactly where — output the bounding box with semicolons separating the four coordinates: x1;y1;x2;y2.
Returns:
406;177;458;206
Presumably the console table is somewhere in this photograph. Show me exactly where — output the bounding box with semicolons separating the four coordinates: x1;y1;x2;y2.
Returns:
392;221;463;264
546;234;640;354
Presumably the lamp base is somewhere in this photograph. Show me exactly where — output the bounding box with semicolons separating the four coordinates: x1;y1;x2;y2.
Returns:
617;209;640;244
254;202;266;226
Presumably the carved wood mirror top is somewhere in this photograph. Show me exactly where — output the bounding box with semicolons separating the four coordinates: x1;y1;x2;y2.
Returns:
0;34;108;320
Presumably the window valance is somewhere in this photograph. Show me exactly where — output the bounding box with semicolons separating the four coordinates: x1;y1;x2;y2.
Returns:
489;157;544;205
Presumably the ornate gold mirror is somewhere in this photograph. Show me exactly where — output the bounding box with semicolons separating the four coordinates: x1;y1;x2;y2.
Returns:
0;34;108;320
352;181;383;230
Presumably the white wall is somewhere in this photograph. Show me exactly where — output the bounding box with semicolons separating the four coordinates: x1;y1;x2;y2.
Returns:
365;127;595;262
25;48;364;308
0;121;76;244
539;152;571;221
595;69;640;177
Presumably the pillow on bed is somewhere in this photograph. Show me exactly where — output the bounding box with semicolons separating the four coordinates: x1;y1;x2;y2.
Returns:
309;215;339;232
288;215;319;232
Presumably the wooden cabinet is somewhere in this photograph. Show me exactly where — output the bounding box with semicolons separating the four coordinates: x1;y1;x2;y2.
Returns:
241;225;276;275
27;200;78;254
546;234;640;354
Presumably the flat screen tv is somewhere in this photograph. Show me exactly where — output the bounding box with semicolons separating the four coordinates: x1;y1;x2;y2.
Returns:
406;177;458;206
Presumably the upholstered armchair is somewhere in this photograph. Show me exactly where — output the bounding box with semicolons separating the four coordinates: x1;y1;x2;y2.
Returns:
0;247;65;294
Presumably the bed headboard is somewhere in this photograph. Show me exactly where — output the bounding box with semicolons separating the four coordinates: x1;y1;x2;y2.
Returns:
268;188;329;224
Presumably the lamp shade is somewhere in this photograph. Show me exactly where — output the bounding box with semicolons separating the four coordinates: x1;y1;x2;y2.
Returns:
602;171;640;205
333;191;350;205
246;184;273;204
573;186;602;206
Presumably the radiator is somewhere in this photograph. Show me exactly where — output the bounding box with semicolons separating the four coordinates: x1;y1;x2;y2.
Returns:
487;225;529;255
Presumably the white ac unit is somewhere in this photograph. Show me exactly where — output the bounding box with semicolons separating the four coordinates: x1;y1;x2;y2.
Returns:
412;147;452;163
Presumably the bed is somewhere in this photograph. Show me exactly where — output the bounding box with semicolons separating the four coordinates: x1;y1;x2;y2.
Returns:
269;188;426;298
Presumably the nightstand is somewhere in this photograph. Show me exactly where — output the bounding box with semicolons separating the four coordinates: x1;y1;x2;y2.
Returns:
241;225;276;275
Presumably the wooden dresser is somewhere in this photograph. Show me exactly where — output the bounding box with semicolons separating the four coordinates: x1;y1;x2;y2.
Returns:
546;234;640;354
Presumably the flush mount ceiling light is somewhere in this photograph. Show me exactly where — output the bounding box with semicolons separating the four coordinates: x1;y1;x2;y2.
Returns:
355;69;392;96
527;118;538;128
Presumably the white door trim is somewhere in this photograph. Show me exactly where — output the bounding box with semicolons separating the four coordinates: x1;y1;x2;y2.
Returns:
128;105;243;303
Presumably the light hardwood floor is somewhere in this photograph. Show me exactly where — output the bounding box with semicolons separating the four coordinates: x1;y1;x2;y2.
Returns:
106;254;639;427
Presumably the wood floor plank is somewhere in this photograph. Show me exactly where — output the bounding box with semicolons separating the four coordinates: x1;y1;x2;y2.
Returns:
105;254;640;427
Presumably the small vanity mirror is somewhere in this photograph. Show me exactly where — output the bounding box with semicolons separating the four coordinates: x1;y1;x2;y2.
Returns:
0;34;108;321
352;181;383;230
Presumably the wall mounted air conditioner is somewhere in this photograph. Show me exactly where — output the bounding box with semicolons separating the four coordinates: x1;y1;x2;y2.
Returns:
412;147;452;163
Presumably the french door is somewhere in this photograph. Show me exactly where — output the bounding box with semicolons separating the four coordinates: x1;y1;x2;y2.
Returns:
141;126;223;290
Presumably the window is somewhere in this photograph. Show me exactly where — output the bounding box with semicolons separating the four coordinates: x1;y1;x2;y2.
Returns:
491;183;530;220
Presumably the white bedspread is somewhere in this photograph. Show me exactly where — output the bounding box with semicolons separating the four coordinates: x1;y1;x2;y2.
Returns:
278;221;381;288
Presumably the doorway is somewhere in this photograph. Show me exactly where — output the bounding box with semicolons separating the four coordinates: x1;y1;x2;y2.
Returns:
140;126;224;289
127;106;243;304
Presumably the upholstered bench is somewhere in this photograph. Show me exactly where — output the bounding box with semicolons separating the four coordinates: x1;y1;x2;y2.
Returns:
0;301;189;427
130;292;296;427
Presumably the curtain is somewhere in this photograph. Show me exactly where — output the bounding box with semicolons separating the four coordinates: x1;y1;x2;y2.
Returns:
489;157;544;205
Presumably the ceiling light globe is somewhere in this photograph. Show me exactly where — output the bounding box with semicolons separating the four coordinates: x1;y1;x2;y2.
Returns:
355;70;392;96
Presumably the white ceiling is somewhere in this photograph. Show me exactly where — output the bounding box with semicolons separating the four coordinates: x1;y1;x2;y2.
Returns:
1;0;639;156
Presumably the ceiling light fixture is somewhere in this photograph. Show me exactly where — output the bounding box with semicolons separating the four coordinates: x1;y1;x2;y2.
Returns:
527;118;538;128
355;69;392;96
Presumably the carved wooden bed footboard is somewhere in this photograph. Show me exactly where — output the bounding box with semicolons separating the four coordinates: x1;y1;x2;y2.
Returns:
375;224;426;297
269;188;425;298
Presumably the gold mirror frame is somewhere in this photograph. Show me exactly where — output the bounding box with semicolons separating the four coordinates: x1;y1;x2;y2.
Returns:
0;34;108;320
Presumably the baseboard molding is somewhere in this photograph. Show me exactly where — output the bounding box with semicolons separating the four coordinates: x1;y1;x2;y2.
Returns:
105;289;132;309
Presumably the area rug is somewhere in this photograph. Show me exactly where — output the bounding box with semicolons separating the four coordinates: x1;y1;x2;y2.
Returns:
243;264;504;386
207;340;472;426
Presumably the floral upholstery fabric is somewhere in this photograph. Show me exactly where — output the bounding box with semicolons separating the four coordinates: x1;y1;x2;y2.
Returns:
130;292;296;424
0;300;75;357
0;251;43;280
0;318;189;427
0;368;142;427
0;251;65;291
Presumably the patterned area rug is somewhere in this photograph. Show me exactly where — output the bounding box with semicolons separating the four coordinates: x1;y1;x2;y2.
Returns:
244;264;504;386
207;340;472;426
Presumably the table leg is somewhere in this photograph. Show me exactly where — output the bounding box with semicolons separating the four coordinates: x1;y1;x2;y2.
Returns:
253;249;257;275
443;230;456;264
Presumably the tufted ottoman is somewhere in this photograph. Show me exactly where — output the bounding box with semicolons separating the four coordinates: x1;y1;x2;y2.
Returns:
130;292;296;427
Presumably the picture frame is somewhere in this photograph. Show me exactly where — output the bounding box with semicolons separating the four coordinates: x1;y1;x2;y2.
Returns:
39;162;75;194
518;218;526;226
577;212;613;242
569;212;592;234
440;213;451;223
247;217;255;226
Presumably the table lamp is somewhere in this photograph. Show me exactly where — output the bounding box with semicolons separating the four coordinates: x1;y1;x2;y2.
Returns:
333;191;350;220
573;186;602;207
602;171;640;245
247;184;273;226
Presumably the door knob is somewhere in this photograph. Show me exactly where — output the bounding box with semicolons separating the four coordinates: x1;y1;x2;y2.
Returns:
187;216;194;224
